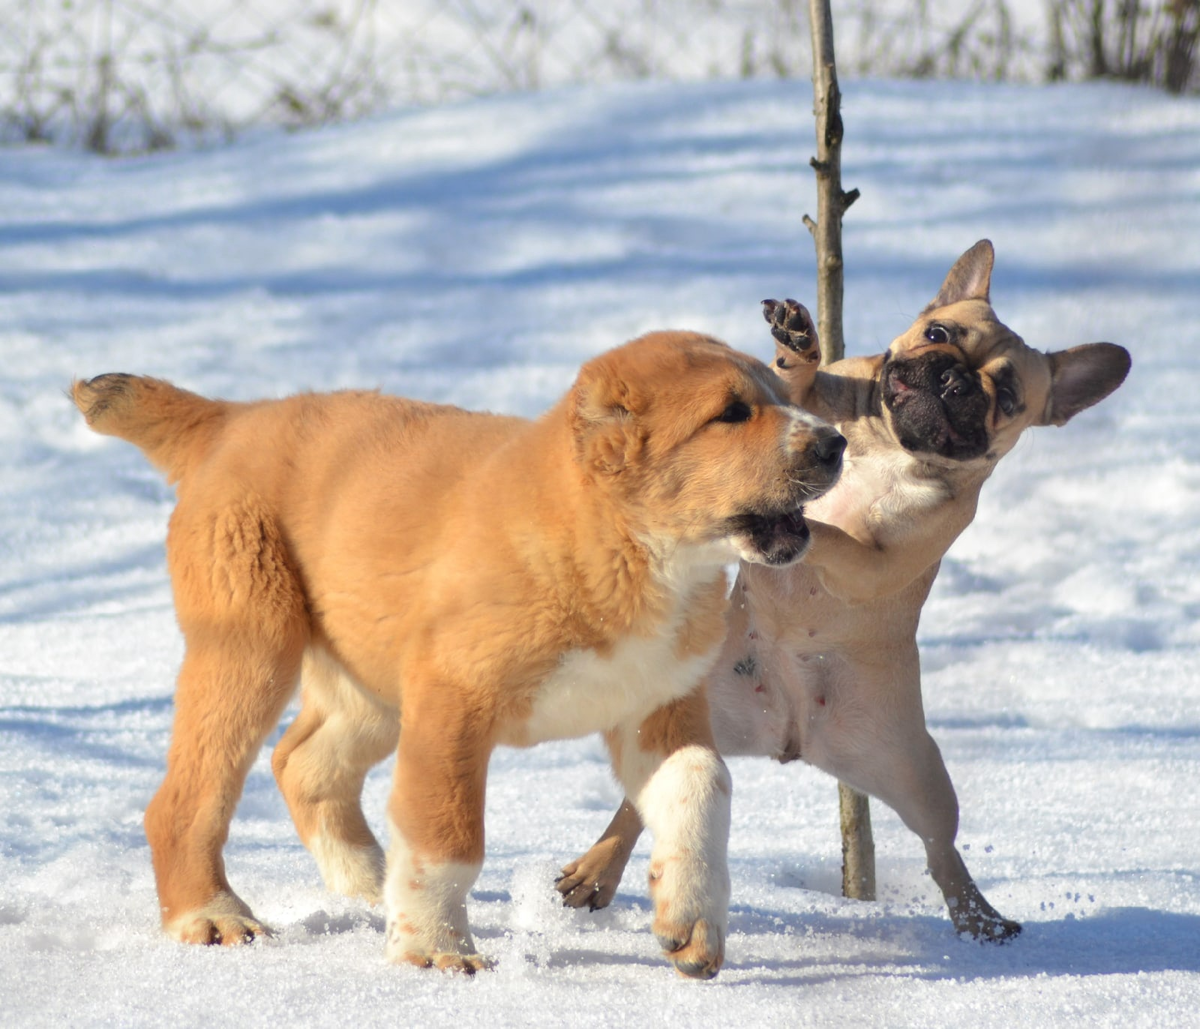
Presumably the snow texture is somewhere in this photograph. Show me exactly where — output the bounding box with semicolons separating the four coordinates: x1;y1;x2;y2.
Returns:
1;78;1198;1026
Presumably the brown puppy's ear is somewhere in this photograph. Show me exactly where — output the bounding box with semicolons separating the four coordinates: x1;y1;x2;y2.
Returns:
571;363;635;476
924;239;995;311
1041;342;1132;426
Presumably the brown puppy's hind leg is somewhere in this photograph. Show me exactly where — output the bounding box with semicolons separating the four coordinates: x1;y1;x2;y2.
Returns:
556;798;643;910
146;496;308;945
272;654;398;905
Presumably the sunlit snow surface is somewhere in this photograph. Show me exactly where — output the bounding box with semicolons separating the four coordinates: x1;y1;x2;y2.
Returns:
1;79;1198;1027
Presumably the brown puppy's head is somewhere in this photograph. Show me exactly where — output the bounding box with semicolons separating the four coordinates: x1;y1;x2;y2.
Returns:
570;332;845;567
880;240;1131;467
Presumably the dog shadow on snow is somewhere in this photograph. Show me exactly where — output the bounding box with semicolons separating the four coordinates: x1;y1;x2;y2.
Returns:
486;890;1200;983
282;889;1200;984
715;901;1200;987
285;882;1200;982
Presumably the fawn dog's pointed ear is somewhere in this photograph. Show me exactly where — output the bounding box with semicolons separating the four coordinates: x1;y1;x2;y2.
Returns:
1040;342;1131;426
925;240;995;311
570;356;637;476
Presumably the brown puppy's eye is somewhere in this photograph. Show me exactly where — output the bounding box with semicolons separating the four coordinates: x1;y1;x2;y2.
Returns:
996;387;1017;417
924;323;951;345
713;400;753;424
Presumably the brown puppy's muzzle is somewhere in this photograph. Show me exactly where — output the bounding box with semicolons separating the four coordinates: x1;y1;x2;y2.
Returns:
807;424;848;481
727;423;845;567
883;350;990;460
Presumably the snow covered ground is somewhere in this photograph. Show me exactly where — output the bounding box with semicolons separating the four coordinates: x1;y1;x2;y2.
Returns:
1;77;1198;1026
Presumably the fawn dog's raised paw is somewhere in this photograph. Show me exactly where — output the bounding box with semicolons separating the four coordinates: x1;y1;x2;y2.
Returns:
762;298;819;358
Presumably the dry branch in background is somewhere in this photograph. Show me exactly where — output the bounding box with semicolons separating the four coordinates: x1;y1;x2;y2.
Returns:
1047;0;1199;92
1;2;1194;154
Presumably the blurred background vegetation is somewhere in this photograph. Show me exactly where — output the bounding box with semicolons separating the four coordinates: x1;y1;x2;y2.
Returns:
0;0;1195;153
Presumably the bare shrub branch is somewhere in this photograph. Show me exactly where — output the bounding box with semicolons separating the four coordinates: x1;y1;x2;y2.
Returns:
0;1;1192;155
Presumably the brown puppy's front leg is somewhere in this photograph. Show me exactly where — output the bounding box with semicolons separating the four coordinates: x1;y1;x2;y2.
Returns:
607;690;731;980
383;690;493;973
762;298;821;405
556;798;644;910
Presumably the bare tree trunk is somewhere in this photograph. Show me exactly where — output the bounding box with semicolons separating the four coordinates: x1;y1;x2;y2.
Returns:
804;0;874;903
803;0;858;365
839;782;876;900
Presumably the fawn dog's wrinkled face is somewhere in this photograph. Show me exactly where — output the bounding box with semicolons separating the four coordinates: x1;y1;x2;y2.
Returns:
571;332;845;567
881;241;1131;467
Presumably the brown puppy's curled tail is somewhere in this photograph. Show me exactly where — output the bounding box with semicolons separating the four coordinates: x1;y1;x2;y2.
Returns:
71;373;227;483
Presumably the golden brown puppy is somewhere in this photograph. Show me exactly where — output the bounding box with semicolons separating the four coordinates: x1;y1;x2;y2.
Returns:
557;242;1130;941
72;331;845;979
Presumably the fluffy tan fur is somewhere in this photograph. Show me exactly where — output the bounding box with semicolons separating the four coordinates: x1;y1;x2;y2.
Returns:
73;330;844;977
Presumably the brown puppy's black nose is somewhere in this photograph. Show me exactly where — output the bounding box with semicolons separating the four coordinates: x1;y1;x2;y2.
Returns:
815;431;847;471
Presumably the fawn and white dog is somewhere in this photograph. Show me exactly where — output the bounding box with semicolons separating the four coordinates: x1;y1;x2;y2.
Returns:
557;242;1131;941
73;331;844;978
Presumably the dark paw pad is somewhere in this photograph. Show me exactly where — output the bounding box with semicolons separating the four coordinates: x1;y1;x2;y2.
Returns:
762;298;817;353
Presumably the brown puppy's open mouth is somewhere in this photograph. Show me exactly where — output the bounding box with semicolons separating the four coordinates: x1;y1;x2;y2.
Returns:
724;426;844;566
726;506;811;566
883;353;990;460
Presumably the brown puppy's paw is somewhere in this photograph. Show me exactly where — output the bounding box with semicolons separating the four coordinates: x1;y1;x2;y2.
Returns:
654;917;725;980
762;298;820;361
173;912;271;946
555;843;626;911
313;840;385;906
398;950;495;974
165;893;270;946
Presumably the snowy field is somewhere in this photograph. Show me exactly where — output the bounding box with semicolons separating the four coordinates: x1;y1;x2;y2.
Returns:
1;77;1198;1026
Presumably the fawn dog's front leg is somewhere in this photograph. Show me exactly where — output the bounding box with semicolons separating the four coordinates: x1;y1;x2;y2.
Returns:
557;798;643;911
763;298;822;404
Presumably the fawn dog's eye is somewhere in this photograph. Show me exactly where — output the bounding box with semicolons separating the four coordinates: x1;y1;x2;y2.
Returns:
996;386;1018;417
924;323;951;345
713;400;753;424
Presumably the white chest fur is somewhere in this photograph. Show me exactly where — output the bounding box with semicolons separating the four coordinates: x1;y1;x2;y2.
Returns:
517;554;728;746
520;633;719;745
808;447;947;539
